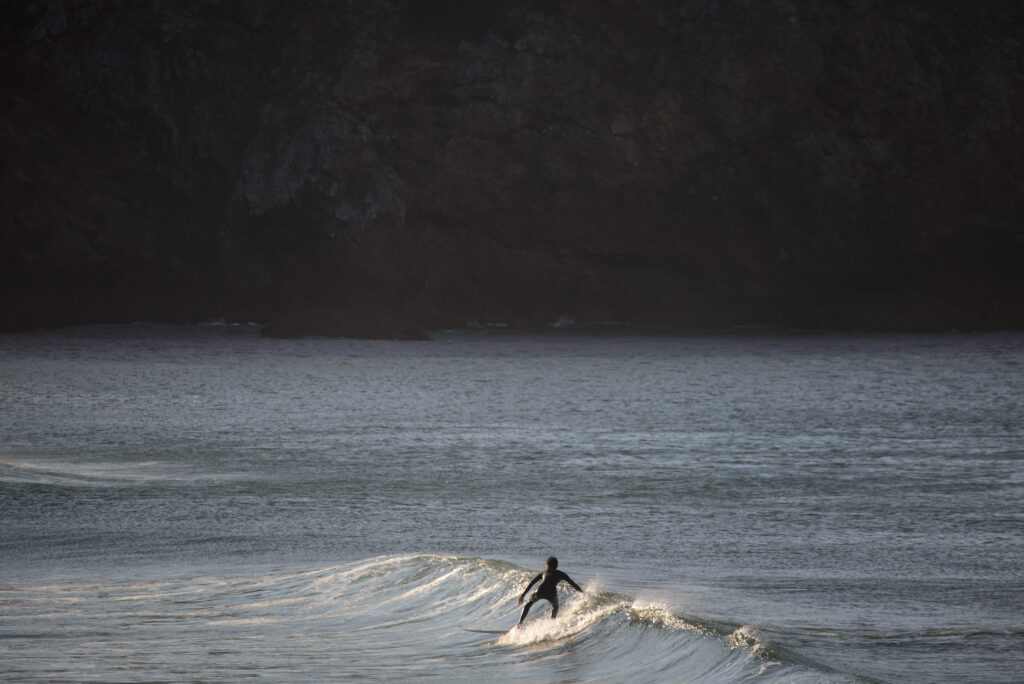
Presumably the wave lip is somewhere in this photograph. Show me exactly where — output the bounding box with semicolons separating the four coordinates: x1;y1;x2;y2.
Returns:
0;554;865;683
307;554;862;682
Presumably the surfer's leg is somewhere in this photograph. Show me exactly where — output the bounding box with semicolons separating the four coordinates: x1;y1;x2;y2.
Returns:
549;593;560;619
518;596;538;624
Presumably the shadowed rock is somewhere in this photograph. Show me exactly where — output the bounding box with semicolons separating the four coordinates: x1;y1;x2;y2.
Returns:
2;1;1022;334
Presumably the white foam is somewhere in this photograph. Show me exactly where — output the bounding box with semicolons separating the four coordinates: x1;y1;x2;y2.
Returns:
0;455;244;486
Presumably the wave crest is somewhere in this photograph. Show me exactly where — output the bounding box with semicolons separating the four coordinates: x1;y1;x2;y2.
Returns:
1;554;861;683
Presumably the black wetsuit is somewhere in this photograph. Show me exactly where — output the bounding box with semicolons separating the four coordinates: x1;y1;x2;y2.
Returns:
518;568;583;623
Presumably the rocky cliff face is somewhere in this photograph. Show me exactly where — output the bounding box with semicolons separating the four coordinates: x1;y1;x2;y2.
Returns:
3;0;1022;335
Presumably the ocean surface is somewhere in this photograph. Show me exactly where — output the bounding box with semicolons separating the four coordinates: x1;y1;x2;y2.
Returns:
1;324;1021;683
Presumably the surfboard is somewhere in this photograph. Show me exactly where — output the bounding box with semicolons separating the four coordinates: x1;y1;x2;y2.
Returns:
461;628;510;635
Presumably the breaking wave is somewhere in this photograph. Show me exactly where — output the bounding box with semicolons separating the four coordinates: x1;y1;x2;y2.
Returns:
0;554;865;682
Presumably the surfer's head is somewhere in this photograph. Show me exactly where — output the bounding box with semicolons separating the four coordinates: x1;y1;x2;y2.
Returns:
546;556;558;569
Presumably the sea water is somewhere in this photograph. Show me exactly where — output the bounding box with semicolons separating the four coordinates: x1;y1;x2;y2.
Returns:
1;324;1021;683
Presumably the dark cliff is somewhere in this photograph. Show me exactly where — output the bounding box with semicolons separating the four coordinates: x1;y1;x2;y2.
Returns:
3;0;1023;336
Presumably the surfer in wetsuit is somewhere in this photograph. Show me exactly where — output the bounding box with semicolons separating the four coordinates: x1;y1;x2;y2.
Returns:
516;556;583;626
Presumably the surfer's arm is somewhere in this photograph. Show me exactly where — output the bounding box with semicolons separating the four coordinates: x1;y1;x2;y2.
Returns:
517;573;542;604
562;572;584;593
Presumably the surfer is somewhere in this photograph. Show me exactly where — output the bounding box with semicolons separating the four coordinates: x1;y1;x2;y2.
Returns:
516;556;583;626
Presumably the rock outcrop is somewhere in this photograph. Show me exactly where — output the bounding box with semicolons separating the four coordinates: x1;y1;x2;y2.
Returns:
3;0;1022;336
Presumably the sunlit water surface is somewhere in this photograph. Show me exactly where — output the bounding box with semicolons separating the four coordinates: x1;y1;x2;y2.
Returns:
1;325;1021;682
